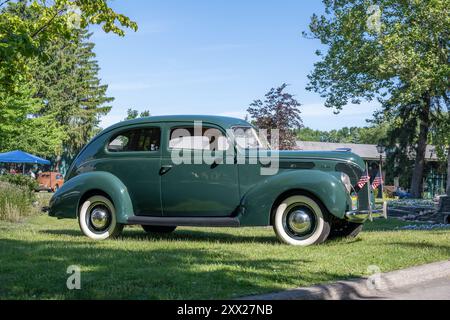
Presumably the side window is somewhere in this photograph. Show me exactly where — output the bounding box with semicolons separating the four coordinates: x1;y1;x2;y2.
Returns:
169;127;230;151
108;127;161;152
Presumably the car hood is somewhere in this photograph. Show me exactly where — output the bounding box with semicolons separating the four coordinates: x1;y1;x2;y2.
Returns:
272;150;365;169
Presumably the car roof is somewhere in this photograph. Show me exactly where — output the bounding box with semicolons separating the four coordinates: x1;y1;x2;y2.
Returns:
101;115;251;135
71;115;251;166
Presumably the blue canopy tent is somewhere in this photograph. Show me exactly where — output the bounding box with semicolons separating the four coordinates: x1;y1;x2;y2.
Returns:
0;150;50;174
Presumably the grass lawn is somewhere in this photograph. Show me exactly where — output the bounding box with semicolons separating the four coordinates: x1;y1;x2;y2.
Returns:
0;205;449;300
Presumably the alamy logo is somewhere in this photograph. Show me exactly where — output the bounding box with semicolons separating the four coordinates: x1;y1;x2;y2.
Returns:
66;265;81;290
169;121;280;176
366;265;382;290
367;5;382;34
66;4;82;30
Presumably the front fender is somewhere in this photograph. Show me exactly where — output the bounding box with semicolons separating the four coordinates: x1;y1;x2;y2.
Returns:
49;171;134;224
239;170;350;226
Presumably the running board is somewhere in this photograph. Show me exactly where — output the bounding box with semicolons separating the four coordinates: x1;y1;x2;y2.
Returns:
127;216;240;227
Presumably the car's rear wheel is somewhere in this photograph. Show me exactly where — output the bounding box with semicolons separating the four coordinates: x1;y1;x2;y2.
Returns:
142;225;177;234
78;195;123;240
273;195;330;246
329;221;364;239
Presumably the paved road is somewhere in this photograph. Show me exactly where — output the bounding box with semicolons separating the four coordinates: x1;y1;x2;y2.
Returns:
244;262;450;300
372;277;450;300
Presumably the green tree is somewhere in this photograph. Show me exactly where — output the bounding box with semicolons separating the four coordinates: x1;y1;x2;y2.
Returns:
357;124;388;145
125;109;151;120
297;127;329;142
305;0;449;198
0;80;64;157
297;124;387;144
31;28;113;161
1;0;137;87
247;84;303;150
0;0;136;157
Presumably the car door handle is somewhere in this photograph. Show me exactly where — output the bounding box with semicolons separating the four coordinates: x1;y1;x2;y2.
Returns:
159;165;173;176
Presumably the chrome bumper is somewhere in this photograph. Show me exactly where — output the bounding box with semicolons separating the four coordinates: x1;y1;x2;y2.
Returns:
345;202;388;223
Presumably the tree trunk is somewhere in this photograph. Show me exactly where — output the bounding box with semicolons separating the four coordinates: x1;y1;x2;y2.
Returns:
447;146;450;196
410;96;431;198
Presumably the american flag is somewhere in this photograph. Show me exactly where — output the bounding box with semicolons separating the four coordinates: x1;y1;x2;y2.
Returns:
357;171;370;189
372;171;384;190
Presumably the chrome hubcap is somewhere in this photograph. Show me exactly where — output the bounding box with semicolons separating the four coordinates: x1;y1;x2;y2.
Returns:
90;207;110;230
287;210;312;234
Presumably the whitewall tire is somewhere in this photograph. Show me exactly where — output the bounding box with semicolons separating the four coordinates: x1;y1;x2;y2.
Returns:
78;195;123;240
273;195;330;246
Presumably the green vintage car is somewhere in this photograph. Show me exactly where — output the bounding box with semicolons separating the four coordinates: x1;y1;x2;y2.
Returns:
49;115;386;246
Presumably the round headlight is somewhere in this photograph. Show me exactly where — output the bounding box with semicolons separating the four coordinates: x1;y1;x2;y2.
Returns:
340;173;352;193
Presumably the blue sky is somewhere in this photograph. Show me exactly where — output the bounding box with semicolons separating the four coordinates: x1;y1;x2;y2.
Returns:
91;0;380;130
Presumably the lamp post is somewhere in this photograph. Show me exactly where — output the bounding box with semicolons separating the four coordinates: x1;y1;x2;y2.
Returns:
376;143;386;198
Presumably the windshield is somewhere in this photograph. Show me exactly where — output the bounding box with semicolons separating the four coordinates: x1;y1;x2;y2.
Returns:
232;126;271;150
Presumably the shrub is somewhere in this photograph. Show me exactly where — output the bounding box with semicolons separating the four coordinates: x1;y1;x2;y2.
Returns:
0;174;38;194
0;181;36;222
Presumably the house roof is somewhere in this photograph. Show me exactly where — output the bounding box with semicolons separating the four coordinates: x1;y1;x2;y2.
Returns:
296;141;440;162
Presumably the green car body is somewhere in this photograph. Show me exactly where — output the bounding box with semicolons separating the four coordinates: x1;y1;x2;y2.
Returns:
49;115;385;245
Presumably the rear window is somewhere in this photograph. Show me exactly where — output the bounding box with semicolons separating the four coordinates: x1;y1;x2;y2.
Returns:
108;127;161;152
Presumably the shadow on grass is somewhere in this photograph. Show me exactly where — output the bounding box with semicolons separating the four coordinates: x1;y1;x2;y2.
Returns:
40;228;280;244
4;228;449;299
0;237;351;300
326;237;363;245
40;217;418;244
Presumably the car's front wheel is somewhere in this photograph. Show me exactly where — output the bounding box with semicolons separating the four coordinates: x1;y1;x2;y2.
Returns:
142;225;177;234
78;195;123;240
273;195;330;246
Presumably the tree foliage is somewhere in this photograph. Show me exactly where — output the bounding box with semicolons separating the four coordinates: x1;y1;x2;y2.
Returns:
247;84;303;150
125;109;151;120
306;0;448;111
305;0;449;197
0;0;136;157
297;124;388;144
0;80;64;156
31;28;114;159
0;0;137;87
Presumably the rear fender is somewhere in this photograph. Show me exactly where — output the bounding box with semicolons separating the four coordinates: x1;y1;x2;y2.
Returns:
48;171;133;224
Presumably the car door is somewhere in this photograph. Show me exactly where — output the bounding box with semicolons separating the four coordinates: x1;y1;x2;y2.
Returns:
160;122;240;217
99;124;163;216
